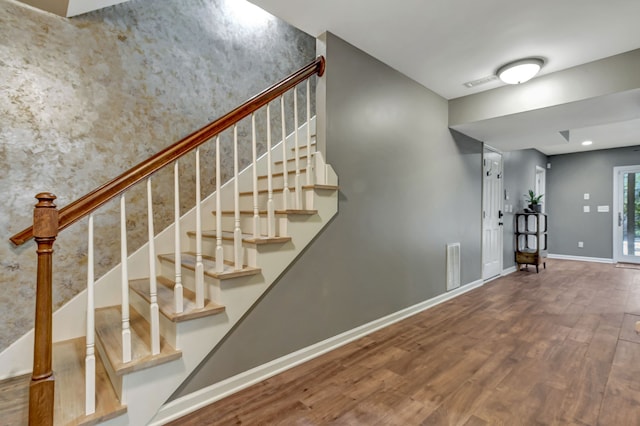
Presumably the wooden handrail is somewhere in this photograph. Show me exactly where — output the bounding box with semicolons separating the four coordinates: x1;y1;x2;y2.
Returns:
10;56;325;246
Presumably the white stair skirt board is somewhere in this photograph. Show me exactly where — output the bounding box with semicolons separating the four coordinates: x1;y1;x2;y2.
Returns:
149;278;484;426
547;254;614;264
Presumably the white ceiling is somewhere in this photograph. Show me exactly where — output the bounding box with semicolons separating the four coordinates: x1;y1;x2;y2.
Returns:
249;0;640;155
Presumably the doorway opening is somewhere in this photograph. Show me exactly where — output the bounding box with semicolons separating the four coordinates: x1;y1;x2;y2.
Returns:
614;165;640;264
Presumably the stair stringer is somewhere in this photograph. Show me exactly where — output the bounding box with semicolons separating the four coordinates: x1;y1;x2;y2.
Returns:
99;182;338;425
0;118;315;379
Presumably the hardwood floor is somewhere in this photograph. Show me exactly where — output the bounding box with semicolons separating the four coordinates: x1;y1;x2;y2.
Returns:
169;259;640;425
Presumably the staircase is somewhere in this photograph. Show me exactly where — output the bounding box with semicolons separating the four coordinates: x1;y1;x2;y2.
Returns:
3;57;337;425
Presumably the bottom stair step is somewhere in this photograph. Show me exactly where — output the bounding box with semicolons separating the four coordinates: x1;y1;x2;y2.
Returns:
54;337;126;425
0;340;127;426
0;374;29;425
95;306;181;375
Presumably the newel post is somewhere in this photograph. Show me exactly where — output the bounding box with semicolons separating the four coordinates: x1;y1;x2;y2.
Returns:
29;192;58;426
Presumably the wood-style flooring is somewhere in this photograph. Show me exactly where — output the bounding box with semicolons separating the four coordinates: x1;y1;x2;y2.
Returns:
169;259;640;425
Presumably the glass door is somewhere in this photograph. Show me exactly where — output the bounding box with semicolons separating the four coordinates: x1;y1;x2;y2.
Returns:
614;166;640;263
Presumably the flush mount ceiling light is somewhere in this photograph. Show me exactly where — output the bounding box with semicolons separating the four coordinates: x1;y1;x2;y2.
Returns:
582;140;593;146
497;58;544;85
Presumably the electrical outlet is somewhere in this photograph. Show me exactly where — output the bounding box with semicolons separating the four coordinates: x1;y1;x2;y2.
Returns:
578;241;584;248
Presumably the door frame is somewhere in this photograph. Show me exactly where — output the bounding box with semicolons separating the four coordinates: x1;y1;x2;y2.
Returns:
613;165;640;263
482;145;504;280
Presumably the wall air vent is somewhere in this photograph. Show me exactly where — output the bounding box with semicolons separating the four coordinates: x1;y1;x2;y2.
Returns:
463;75;498;88
446;243;461;291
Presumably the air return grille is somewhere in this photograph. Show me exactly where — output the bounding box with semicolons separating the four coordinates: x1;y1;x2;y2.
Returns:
446;243;461;291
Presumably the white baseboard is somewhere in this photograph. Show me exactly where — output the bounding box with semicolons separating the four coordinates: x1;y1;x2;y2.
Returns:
501;266;517;276
149;278;484;425
547;254;614;264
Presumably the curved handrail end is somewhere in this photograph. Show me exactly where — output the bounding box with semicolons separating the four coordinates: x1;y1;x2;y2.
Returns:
317;56;326;77
11;229;32;246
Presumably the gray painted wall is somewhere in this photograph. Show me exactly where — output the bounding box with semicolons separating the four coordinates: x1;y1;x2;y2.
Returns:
0;0;315;353
173;33;483;398
501;149;548;268
547;146;640;258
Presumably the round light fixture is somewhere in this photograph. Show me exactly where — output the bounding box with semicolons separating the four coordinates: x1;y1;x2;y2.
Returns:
497;58;544;85
581;140;593;146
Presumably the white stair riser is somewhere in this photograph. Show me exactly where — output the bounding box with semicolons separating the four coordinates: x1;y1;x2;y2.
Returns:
237;191;287;211
256;169;308;191
95;334;124;401
213;214;289;237
186;236;255;265
274;156;315;173
237;188;316;211
129;289;178;349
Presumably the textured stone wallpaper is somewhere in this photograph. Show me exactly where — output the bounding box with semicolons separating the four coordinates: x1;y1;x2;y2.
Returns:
0;0;315;352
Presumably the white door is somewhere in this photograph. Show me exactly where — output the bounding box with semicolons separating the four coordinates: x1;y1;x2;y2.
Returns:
614;165;640;263
535;166;546;213
482;148;503;279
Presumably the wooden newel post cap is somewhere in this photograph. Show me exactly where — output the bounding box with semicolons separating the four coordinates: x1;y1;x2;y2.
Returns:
34;193;59;239
35;192;57;207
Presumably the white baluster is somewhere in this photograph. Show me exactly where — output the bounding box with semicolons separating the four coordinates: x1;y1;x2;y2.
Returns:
306;79;314;186
266;104;275;237
147;178;160;355
215;136;224;273
120;195;131;364
280;95;289;212
233;124;243;270
173;161;183;314
195;148;205;308
85;213;96;415
294;86;302;209
252;113;261;239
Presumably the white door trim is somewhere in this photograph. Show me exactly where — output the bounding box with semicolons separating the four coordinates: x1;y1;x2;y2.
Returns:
613;165;640;263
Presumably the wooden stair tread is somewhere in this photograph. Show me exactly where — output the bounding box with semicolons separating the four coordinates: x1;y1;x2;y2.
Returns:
304;184;338;190
0;374;29;426
187;230;292;245
217;209;318;215
238;184;337;196
95;306;181;376
158;252;261;279
53;337;127;425
129;276;225;322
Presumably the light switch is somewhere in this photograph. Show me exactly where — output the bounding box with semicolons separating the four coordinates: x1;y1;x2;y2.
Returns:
584;193;590;200
583;206;590;213
597;205;610;212
578;241;584;248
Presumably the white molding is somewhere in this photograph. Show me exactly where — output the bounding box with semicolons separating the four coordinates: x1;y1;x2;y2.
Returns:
501;266;517;276
149;278;484;426
547;253;614;264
